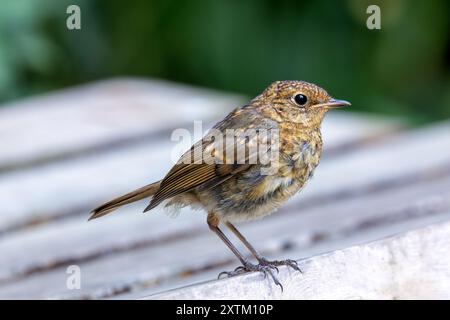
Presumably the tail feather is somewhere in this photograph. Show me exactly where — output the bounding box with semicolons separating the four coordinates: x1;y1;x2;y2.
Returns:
89;181;161;220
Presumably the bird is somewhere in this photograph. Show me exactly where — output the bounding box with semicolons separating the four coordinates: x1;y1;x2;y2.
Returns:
89;80;350;288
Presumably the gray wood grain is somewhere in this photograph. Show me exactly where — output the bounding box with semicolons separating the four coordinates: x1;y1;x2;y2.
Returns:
1;120;444;283
1;170;450;299
0;78;243;172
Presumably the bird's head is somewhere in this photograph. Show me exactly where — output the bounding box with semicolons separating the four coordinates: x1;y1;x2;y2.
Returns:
255;80;350;127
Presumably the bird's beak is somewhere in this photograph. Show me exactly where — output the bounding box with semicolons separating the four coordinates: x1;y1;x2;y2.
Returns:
314;99;351;109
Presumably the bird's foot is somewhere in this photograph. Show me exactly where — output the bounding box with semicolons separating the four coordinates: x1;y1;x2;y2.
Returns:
218;261;283;290
257;257;302;273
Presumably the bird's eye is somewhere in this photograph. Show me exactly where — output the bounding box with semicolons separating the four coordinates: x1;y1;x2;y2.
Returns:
294;94;308;106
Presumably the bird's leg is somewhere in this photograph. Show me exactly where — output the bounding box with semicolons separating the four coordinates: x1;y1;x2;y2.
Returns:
224;221;264;261
225;221;302;273
208;223;248;266
207;213;282;288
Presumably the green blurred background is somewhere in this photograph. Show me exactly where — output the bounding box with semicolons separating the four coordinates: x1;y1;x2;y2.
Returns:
0;0;449;124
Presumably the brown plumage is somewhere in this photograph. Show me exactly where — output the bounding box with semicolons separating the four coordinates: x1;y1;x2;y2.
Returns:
90;80;350;288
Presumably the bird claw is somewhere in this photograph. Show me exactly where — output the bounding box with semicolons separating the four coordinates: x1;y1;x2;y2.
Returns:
218;261;284;291
217;265;246;279
234;265;246;273
258;257;302;273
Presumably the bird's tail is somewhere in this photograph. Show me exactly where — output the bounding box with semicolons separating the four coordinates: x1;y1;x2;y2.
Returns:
88;181;161;221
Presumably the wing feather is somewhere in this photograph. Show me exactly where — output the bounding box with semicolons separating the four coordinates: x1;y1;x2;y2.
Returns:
144;107;277;212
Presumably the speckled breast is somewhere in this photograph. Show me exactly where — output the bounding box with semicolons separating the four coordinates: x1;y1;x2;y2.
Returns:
198;134;323;223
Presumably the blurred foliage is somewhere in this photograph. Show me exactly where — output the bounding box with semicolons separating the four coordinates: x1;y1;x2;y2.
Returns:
0;0;449;123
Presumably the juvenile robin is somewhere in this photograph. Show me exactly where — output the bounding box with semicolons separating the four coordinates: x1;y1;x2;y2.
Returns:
89;80;350;288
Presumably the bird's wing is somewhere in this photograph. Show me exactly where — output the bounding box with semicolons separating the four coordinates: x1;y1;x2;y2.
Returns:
144;107;278;211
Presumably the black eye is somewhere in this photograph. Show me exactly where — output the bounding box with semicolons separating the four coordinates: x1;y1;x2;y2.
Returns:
294;94;308;105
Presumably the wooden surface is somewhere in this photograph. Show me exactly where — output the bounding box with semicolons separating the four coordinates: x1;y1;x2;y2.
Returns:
148;221;450;300
0;78;449;299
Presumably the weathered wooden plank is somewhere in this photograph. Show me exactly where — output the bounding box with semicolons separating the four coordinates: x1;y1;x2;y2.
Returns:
127;221;442;300
0;121;448;284
118;183;450;299
1;170;450;299
0;78;243;172
0;112;399;235
146;221;450;300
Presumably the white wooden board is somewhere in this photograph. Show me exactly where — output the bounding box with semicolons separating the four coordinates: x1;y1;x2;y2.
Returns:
148;221;450;300
1;170;449;299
